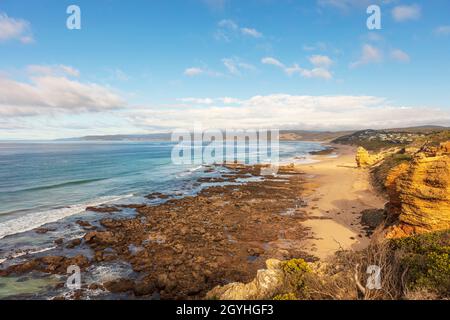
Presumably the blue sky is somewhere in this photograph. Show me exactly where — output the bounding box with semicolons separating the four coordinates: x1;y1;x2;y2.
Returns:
0;0;450;139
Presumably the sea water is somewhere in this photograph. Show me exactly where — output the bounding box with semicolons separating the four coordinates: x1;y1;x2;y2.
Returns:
0;140;325;298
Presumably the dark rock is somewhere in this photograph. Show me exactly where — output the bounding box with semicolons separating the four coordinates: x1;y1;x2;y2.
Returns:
86;206;120;213
66;238;82;249
133;281;156;296
35;227;54;234
103;279;134;293
361;209;386;229
84;231;117;245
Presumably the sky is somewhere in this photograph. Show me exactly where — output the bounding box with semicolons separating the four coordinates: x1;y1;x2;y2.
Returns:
0;0;449;139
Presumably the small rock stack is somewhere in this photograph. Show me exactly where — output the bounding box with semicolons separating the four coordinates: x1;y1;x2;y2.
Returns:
355;146;382;167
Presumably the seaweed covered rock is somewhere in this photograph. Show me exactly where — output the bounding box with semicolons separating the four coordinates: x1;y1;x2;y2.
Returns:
385;142;450;238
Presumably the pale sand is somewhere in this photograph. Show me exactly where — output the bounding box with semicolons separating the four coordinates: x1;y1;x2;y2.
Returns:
298;144;386;260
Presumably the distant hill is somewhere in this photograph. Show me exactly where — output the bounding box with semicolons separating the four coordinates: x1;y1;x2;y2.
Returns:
279;130;354;142
59;126;450;144
58;133;172;142
60;130;352;142
332;126;450;151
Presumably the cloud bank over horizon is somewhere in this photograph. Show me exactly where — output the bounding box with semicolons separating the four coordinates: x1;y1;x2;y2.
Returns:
1;57;449;139
2;90;449;139
126;94;450;132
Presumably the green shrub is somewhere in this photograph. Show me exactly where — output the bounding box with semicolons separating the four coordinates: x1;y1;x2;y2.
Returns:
281;258;311;275
279;259;311;298
391;230;450;297
273;292;297;300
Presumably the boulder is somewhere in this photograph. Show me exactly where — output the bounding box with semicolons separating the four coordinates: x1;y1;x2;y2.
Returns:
133;280;156;296
206;259;284;300
103;278;135;293
84;231;117;245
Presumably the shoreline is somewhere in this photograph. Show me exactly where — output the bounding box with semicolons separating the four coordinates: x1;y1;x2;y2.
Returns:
0;142;386;299
298;144;386;259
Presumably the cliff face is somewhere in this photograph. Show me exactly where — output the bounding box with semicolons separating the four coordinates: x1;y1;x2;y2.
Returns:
385;142;450;238
356;147;382;167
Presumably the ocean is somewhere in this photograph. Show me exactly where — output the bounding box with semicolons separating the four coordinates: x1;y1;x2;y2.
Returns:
0;140;326;298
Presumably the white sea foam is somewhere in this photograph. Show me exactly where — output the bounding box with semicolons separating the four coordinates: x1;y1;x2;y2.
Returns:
189;165;204;172
176;165;204;178
14;246;57;258
2;246;58;262
0;194;132;240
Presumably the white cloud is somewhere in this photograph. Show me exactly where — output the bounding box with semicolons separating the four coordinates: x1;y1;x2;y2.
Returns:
350;44;383;68
390;49;410;63
261;57;285;68
0;67;125;117
177;97;214;105
303;42;328;51
240;27;262;38
301;68;333;80
434;25;450;36
262;57;333;80
0;12;34;44
392;4;421;22
184;67;204;77
219;97;242;104
112;69;130;81
128;94;449;131
177;97;242;105
218;19;238;30
222;57;255;76
309;55;333;68
26;64;80;77
216;19;263;41
284;64;303;76
222;58;239;75
184;66;223;78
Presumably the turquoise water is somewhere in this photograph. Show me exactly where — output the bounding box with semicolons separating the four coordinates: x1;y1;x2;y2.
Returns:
0;140;326;298
0;140;324;240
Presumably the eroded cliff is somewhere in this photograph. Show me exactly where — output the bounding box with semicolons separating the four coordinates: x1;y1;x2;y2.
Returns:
384;142;450;238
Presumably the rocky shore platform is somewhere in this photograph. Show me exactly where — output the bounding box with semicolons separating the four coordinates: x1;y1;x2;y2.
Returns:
0;163;319;299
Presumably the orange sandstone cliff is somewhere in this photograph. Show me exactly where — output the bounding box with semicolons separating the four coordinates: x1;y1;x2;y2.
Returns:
355;147;383;167
384;142;450;238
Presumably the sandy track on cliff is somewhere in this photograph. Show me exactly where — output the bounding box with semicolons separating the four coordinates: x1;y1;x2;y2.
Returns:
298;144;386;260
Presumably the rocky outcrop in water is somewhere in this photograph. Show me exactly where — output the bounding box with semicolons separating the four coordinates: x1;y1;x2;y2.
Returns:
385;142;450;238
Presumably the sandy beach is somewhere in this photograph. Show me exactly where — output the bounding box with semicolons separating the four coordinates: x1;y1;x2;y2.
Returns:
298;144;386;260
